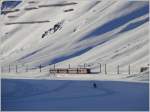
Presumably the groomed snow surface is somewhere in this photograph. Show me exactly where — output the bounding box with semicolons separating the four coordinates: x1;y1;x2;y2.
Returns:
1;79;149;111
0;0;149;111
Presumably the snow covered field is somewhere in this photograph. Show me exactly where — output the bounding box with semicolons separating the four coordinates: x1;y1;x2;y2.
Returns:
1;79;149;111
0;0;149;81
0;0;149;111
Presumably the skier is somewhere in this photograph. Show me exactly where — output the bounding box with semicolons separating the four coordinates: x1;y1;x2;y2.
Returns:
93;82;97;88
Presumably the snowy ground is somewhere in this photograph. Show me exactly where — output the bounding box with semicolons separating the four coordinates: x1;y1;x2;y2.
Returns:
0;0;149;82
1;70;149;83
0;0;149;111
1;79;149;111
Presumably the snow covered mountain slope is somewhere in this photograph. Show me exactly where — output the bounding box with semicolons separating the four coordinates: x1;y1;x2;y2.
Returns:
0;0;149;80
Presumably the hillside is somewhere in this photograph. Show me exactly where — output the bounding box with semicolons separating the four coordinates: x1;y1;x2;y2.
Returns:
0;0;149;81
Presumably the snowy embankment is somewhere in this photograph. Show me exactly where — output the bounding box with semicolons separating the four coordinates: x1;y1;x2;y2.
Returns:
0;0;149;82
1;70;149;83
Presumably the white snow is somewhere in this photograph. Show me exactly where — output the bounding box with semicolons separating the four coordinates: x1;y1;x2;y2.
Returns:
0;0;149;82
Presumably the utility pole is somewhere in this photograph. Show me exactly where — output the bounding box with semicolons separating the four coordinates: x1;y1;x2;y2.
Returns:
105;64;107;74
1;66;3;73
9;64;10;72
54;64;55;69
54;64;56;76
99;63;101;73
84;63;86;68
39;65;42;72
117;65;120;74
26;65;28;72
16;65;18;73
128;64;130;75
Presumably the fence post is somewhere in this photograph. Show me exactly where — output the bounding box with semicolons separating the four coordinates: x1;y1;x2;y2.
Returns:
99;63;101;73
117;65;120;74
16;65;18;73
128;64;130;75
69;64;70;69
9;64;10;72
105;64;107;74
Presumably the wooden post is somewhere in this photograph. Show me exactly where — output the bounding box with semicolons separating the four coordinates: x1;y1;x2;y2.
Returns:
99;63;101;73
117;65;120;74
105;64;107;74
128;64;130;75
16;65;18;73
